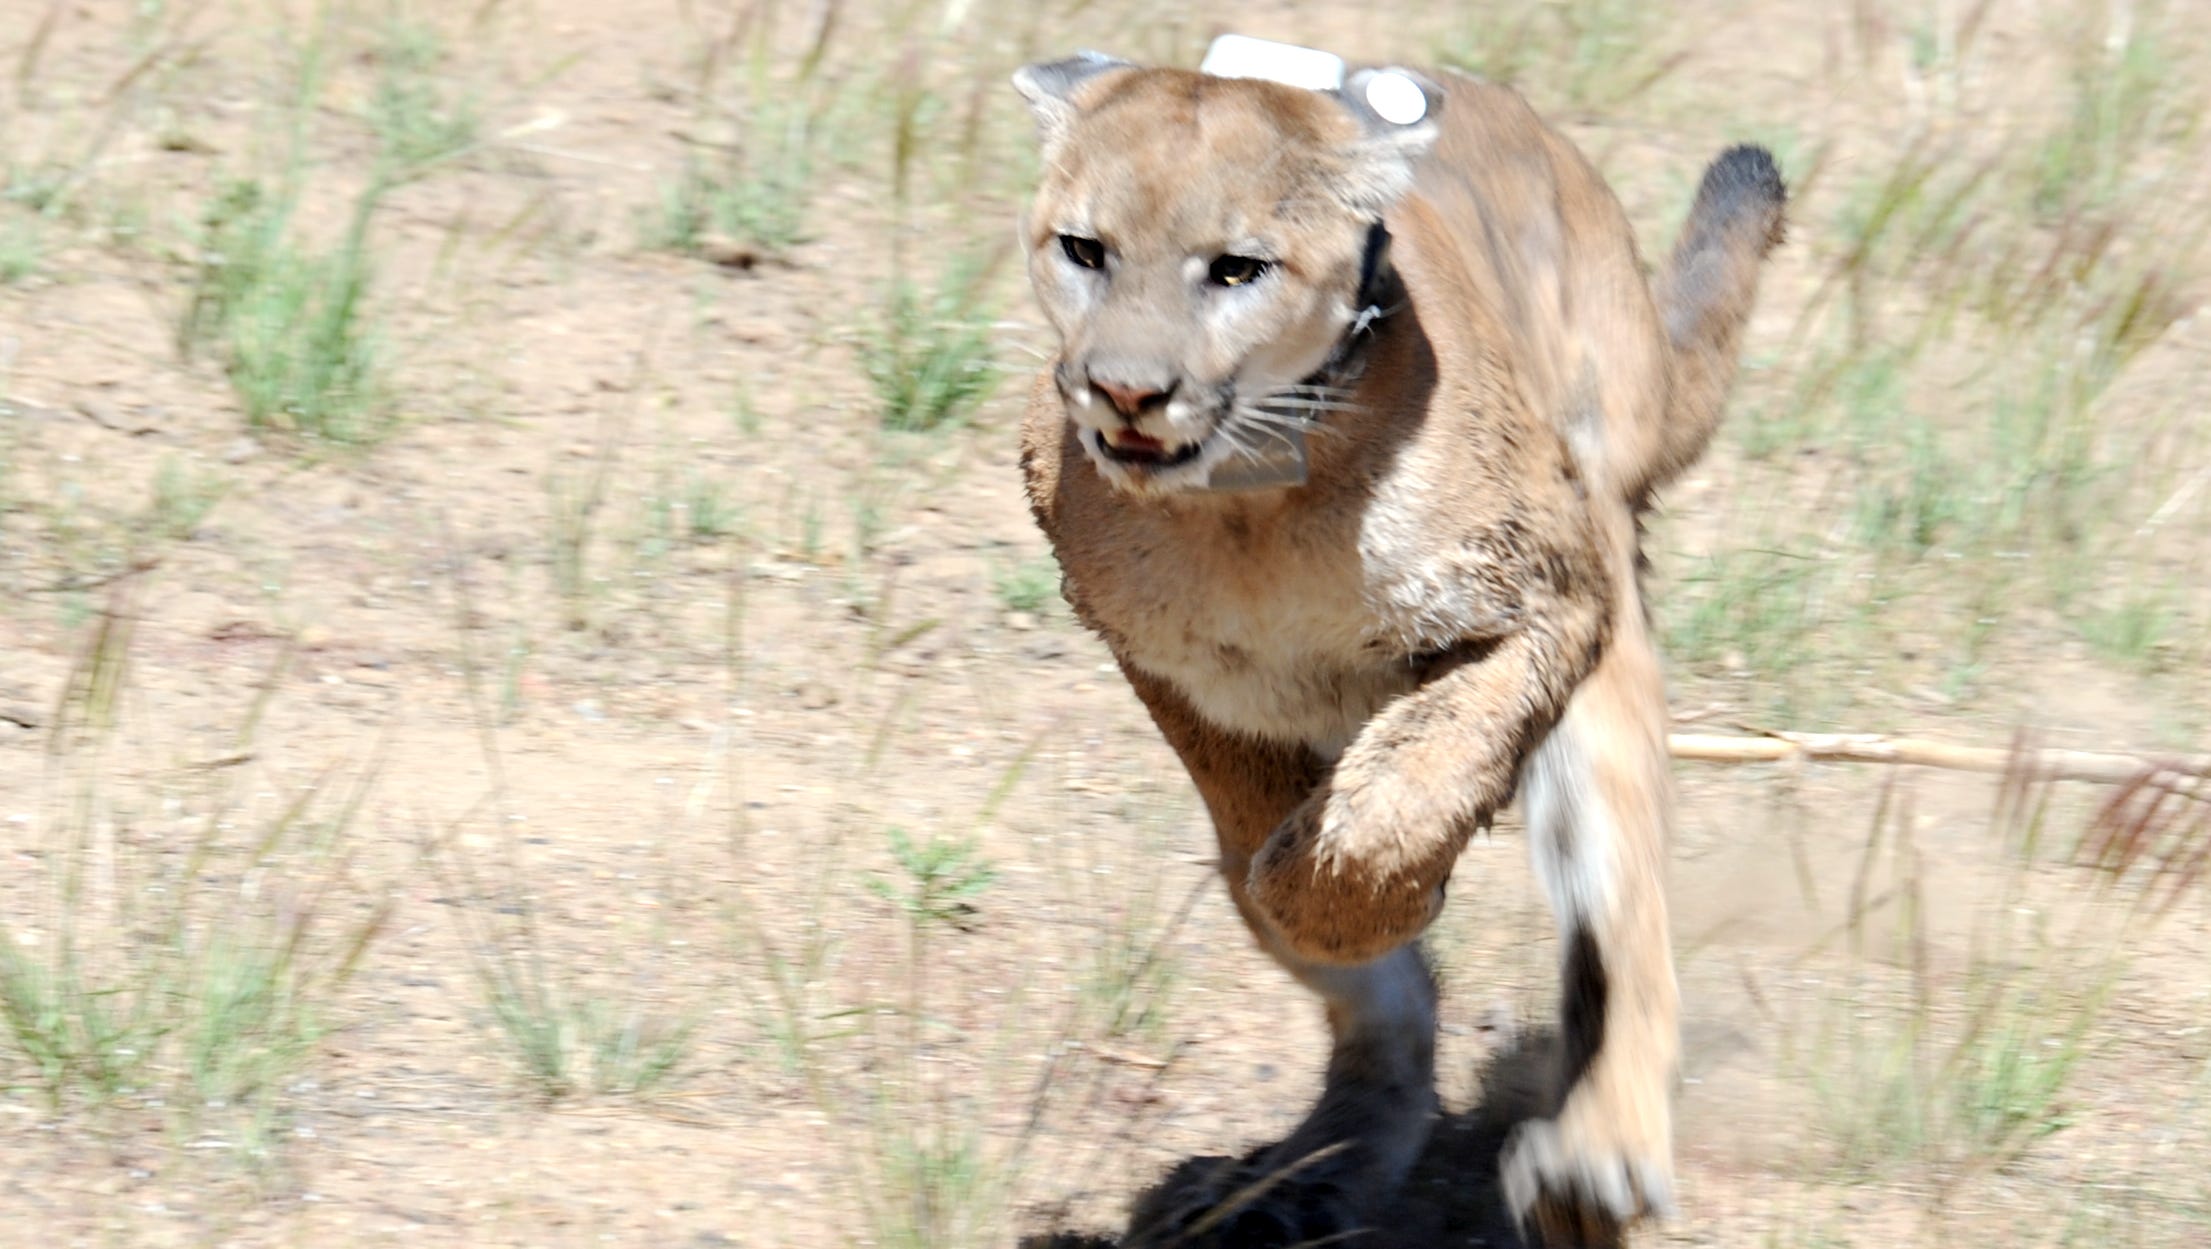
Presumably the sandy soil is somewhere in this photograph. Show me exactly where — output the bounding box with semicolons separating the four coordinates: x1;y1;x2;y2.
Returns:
2;2;2207;1246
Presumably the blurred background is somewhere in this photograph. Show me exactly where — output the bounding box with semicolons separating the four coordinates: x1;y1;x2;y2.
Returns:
0;1;2205;1244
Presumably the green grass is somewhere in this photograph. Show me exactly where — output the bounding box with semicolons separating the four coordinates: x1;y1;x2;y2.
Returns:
1081;909;1181;1044
2029;2;2200;222
471;959;699;1099
178;179;390;444
165;7;498;446
1803;961;2099;1176
730;379;765;435
0;212;41;284
183;933;328;1110
1436;0;1682;114
645;103;816;261
443;826;701;1102
367;19;481;178
0;610;390;1152
853;819;1033;1249
719;691;1066;1249
144;457;228;543
5;454;231;627
156;7;392;445
545;445;617;630
990;555;1060;616
1076;803;1193;1046
1663;542;1840;717
1785;773;2147;1179
868;825;997;928
862;1117;1011;1249
1660;0;2207;718
862;256;1001;432
2078;578;2183;673
682;472;745;543
429;538;700;1101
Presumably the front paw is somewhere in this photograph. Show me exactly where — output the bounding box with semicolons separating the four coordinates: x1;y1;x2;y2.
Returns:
1246;799;1448;965
1500;1093;1675;1248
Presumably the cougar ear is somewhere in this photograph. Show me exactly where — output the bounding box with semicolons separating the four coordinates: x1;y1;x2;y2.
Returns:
1330;68;1443;212
1012;51;1134;145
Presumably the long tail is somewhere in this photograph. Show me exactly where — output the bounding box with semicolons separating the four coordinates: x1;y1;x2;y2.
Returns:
1636;144;1787;504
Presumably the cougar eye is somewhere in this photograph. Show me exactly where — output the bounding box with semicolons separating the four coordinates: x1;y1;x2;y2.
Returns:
1207;255;1270;288
1060;235;1107;270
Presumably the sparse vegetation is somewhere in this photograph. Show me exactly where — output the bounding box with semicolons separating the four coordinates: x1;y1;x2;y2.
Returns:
367;20;482;178
868;824;997;928
0;213;41;284
1789;775;2118;1176
1;0;2207;1244
646;103;817;260
861;256;1002;432
178;178;390;443
168;13;495;445
544;427;623;629
859;823;1022;1248
991;554;1059;616
0;600;390;1155
430;537;700;1102
467;945;699;1098
1076;797;1194;1045
677;473;741;542
1658;0;2207;721
2029;2;2200;222
143;456;228;542
1437;0;1683;113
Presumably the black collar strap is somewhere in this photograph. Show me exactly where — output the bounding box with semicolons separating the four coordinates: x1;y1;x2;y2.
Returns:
1201;220;1392;492
1355;218;1392;315
1302;219;1396;390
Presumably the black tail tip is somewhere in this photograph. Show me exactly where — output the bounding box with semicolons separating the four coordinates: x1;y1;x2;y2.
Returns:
1705;144;1787;206
1697;144;1788;246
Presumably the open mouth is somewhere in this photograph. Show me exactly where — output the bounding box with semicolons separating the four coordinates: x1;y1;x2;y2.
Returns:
1095;427;1206;469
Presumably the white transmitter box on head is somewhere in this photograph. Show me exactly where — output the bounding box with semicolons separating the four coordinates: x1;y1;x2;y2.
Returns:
1198;34;1347;91
1198;35;1429;125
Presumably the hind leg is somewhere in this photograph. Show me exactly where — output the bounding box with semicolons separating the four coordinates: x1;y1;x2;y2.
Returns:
1276;935;1439;1203
1113;665;1438;1246
1133;868;1438;1248
1502;609;1679;1245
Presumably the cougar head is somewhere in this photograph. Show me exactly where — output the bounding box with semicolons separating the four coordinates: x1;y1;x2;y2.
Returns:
1014;55;1438;494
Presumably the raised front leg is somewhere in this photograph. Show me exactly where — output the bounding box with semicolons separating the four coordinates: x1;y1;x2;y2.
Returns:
1248;599;1609;967
1503;610;1679;1247
1116;663;1440;1246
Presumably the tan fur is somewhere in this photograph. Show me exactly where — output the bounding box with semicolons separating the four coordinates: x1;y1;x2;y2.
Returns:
1015;58;1782;1244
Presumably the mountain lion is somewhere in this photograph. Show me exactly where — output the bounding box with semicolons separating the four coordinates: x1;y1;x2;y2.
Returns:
1013;48;1784;1246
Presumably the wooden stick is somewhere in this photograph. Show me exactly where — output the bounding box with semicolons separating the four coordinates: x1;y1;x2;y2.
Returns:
1668;731;2210;797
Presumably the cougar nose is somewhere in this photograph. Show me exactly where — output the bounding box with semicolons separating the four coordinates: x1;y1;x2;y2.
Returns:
1089;376;1177;420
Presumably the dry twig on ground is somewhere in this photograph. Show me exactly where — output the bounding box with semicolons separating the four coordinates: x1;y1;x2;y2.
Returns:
1669;731;2209;800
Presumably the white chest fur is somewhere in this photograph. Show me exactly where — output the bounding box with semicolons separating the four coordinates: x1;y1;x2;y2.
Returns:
1106;509;1435;759
1132;602;1418;760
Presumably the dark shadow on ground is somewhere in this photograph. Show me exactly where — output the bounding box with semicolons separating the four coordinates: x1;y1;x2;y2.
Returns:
1023;1030;1573;1249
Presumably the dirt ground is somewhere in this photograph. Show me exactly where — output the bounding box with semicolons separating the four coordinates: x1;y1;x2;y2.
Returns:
2;1;2207;1246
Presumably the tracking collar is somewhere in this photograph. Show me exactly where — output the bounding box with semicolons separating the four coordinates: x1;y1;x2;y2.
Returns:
1347;219;1396;359
1200;222;1396;493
